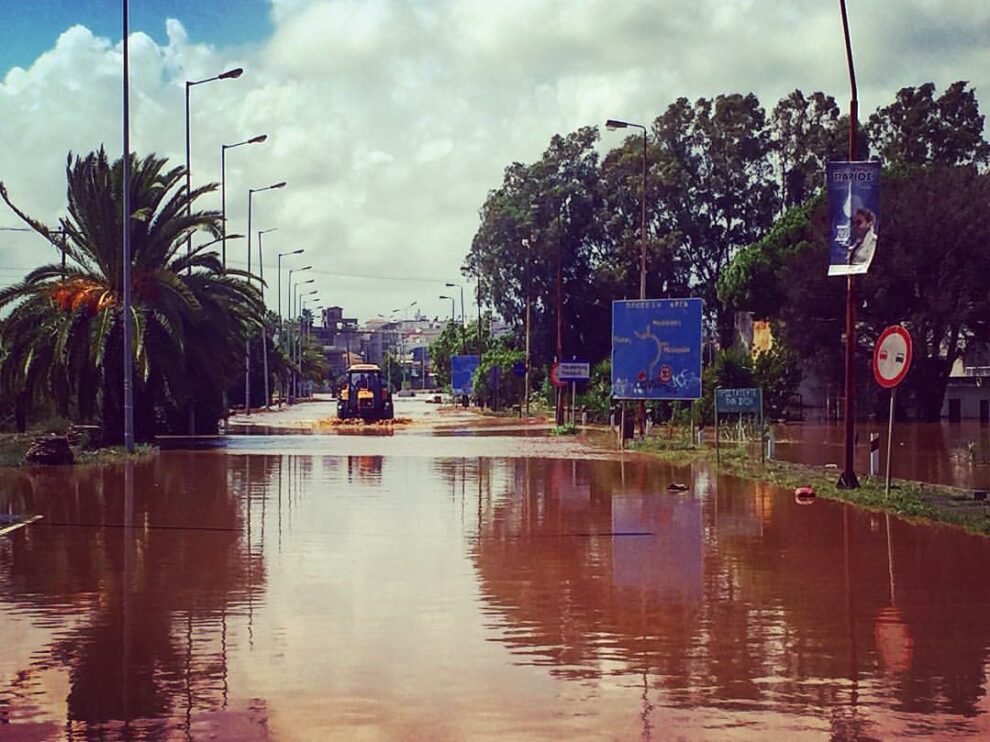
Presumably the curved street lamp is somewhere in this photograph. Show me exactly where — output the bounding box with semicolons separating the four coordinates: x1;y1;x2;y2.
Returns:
278;249;304;325
244;180;286;414
257;227;278;407
221;134;266;268
439;295;456;323
605;118;648;300
444;282;465;327
185;66;243;269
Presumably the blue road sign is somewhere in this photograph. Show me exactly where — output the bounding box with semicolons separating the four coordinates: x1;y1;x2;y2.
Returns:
511;361;526;377
715;388;762;414
451;354;480;396
611;299;703;400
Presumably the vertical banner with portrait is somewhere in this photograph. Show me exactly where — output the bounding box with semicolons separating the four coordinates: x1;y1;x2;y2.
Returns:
827;161;880;276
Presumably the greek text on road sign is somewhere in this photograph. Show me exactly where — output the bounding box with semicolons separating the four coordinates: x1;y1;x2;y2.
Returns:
715;388;762;414
558;362;590;381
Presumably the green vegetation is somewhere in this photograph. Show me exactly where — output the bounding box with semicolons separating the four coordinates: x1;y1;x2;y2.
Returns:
0;148;266;441
461;81;989;423
0;432;156;467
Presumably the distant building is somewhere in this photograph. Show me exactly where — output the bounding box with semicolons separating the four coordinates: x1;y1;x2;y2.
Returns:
942;342;990;422
311;306;360;377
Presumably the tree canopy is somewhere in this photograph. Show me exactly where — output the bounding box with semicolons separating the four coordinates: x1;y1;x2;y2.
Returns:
466;81;988;420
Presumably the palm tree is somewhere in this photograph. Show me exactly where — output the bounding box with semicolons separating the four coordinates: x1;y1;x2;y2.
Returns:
0;148;265;442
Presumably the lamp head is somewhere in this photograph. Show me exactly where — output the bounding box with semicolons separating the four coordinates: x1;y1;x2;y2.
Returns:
271;181;287;190
220;67;244;80
292;249;304;255
249;134;268;144
605;119;628;131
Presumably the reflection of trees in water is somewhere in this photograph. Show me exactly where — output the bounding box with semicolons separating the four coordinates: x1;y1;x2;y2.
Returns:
0;453;268;731
470;457;990;725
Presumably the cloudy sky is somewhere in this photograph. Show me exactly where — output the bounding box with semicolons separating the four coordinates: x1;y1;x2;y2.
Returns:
1;0;988;323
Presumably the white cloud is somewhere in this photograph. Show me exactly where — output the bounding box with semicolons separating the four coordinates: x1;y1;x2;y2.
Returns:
1;0;989;322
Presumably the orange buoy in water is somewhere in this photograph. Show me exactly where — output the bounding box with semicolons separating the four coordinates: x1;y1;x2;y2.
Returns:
794;486;817;504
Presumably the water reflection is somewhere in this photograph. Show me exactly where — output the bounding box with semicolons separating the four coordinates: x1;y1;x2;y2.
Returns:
1;442;989;738
469;455;990;736
0;454;264;736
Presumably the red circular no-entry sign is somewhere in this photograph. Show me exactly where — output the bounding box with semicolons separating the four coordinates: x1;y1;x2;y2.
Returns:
873;325;912;389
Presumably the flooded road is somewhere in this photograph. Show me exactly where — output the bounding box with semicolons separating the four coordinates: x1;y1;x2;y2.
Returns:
2;404;990;739
770;421;990;491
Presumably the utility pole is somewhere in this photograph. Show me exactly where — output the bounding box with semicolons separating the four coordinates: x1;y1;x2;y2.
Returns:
838;0;860;489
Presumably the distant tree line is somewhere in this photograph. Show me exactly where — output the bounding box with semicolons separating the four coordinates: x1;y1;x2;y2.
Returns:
463;82;990;420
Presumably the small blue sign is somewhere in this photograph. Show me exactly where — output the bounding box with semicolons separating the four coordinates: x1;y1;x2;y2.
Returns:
715;388;762;414
827;161;880;277
511;361;526;377
451;354;480;396
611;298;703;400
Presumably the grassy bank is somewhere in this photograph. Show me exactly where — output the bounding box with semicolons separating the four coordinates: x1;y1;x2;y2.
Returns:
0;433;156;467
631;434;990;537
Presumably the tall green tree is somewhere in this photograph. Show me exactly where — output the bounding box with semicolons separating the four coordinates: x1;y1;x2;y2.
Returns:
0;148;264;441
466;127;606;365
770;90;843;208
724;166;990;421
653;94;779;345
868;81;990;167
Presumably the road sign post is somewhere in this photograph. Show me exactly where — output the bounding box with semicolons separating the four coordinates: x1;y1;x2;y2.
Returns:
714;388;763;465
873;326;913;497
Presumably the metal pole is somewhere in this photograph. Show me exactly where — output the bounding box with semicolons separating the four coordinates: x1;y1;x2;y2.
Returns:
555;211;564;426
715;390;720;465
838;0;860;489
245;190;253;415
221;145;227;269
640;126;647;300
185;80;192;274
259;230;270;408
524;290;531;416
885;388;896;497
638;126;648;437
122;0;134;452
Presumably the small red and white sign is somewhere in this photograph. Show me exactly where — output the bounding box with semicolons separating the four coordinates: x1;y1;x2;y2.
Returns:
549;362;567;388
873;325;912;388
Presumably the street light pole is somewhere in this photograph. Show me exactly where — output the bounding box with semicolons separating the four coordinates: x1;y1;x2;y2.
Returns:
258;228;277;408
185;66;243;272
838;0;860;489
122;0;134;452
445;282;465;328
291;278;315;400
221;134;266;269
605;119;648;299
439;295;456;323
278;251;305;327
606;118;650;435
244;181;286;415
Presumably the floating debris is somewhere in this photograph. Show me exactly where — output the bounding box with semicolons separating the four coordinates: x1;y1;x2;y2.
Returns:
0;514;43;537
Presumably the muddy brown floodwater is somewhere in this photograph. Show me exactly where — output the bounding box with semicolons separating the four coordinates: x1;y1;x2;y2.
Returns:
2;406;990;739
